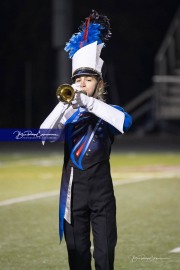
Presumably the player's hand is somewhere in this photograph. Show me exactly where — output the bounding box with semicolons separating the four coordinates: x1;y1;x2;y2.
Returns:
71;92;94;109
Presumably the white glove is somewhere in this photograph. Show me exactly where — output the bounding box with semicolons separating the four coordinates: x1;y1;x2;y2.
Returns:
71;83;81;92
71;92;94;109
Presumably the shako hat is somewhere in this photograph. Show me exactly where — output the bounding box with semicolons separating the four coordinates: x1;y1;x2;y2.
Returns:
64;10;111;81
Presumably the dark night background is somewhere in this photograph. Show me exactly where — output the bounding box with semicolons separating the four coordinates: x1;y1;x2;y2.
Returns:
0;0;180;129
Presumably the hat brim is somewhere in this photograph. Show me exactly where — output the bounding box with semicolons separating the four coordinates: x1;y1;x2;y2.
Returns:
72;68;102;80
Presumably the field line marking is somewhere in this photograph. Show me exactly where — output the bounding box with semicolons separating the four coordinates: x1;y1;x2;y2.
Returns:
0;191;59;206
169;247;180;253
113;171;180;186
0;174;177;207
113;177;152;186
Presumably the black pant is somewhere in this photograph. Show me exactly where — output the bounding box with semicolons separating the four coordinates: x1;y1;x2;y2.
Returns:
64;161;117;270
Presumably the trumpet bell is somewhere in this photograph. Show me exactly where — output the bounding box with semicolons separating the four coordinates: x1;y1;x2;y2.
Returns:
56;84;75;103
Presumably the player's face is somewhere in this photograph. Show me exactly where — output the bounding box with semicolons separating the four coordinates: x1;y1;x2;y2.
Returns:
75;76;98;97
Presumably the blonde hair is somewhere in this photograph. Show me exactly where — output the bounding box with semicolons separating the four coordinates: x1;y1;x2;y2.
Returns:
95;78;107;102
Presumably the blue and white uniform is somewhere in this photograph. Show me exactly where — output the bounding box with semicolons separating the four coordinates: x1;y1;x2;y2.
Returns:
40;100;132;270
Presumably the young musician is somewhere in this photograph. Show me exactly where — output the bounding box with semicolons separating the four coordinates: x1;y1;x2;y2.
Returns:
40;10;132;270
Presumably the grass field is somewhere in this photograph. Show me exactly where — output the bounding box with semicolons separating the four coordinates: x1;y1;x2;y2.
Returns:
0;150;180;270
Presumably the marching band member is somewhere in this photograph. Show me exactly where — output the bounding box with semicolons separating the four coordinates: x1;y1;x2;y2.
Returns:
40;10;132;270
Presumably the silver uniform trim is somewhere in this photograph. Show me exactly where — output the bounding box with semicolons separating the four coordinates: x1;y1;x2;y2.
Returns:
64;167;74;224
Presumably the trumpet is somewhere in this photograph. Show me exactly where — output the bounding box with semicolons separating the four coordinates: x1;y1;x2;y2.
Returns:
56;84;86;103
